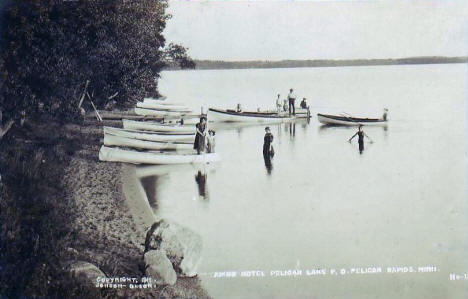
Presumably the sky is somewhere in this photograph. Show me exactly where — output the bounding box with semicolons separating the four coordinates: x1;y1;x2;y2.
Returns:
164;0;468;61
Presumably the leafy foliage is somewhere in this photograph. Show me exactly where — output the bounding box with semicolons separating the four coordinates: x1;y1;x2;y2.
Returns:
0;0;194;121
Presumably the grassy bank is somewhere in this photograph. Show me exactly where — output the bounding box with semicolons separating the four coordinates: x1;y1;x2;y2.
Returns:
0;119;209;298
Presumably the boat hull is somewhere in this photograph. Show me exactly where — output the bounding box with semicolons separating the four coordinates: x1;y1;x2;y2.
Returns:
99;146;220;165
317;114;387;126
123;119;195;133
104;127;194;142
136;101;191;112
208;108;294;123
104;134;192;151
134;108;194;117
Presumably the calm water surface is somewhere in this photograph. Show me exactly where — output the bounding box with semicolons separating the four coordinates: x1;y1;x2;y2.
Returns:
138;64;467;298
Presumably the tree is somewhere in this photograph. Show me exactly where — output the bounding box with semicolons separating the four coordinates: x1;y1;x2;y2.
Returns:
0;0;194;123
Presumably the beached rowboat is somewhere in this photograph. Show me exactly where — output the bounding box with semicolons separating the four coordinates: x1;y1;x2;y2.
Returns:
144;97;183;105
104;134;192;151
99;146;220;164
208;108;294;123
134;108;194;117
123;119;195;133
317;113;387;126
136;101;191;112
104;127;194;142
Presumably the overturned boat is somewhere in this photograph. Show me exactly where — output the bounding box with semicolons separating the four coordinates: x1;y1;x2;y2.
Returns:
104;134;192;151
208;108;295;123
123;119;195;133
99;146;220;165
317;113;387;126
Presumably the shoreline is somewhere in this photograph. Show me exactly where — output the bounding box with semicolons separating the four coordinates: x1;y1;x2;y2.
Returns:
63;121;210;298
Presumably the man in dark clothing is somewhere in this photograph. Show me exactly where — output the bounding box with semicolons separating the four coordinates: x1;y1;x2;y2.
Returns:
287;88;296;116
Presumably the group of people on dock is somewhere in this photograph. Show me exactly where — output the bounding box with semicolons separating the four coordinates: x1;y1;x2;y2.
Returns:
276;88;309;116
193;116;215;155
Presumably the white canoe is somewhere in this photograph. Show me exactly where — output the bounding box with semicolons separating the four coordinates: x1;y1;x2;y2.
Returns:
134;108;193;117
317;113;387;126
104;127;194;142
99;145;220;165
123;119;196;133
144;97;184;105
208;108;294;123
144;96;167;101
136;101;191;112
104;134;192;151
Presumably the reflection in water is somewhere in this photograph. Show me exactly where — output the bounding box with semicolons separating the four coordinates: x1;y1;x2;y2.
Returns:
288;123;296;138
263;153;273;174
195;170;209;200
140;175;159;206
359;140;364;154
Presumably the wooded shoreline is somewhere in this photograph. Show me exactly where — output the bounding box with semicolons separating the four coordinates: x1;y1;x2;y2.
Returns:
168;56;468;70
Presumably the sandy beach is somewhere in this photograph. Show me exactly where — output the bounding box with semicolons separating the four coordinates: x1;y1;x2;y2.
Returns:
61;121;210;298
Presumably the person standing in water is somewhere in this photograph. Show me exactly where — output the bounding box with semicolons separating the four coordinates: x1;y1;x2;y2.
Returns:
194;116;207;154
382;108;388;121
287;88;296;116
349;125;373;154
263;127;274;157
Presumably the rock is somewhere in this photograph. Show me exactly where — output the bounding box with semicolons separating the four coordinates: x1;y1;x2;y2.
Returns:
67;261;105;287
145;219;202;277
144;250;177;285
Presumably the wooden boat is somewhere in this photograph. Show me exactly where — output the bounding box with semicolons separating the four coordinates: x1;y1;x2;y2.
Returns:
104;127;194;142
136;101;191;112
134;108;193;117
264;108;311;118
99;145;220;165
144;96;167;101
144;97;183;105
317;113;387;126
208;108;294;123
123;119;195;133
104;134;192;151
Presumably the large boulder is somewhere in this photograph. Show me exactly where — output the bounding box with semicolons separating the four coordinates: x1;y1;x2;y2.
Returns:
144;250;177;285
67;261;105;287
145;219;202;277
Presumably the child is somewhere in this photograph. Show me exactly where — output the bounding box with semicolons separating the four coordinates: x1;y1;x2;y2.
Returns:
207;130;216;153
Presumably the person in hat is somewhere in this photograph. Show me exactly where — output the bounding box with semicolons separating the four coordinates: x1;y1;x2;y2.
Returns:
263;127;274;157
194;116;207;154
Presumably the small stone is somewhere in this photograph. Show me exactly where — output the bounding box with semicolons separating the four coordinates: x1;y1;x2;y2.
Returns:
67;261;105;288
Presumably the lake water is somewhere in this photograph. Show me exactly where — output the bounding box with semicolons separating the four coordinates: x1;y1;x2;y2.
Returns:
139;64;468;298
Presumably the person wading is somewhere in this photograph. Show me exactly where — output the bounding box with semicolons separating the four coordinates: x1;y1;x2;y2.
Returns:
349;125;373;154
194;116;207;154
263;127;274;156
287;88;296;116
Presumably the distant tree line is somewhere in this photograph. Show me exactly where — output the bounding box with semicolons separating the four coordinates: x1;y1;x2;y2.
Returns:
190;56;468;70
0;0;194;125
